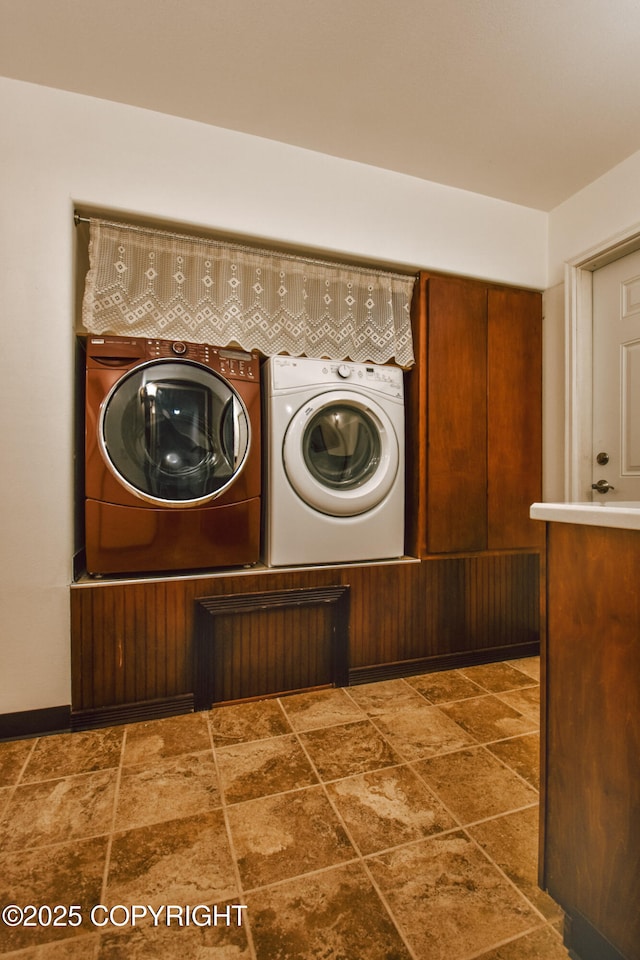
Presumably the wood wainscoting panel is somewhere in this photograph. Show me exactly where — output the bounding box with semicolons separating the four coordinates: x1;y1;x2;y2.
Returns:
346;561;424;668
422;551;540;653
71;569;340;713
71;579;192;711
71;553;540;719
193;586;350;708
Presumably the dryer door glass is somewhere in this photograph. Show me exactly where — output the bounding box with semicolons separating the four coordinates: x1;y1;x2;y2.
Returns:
100;360;250;505
303;405;381;489
283;391;399;517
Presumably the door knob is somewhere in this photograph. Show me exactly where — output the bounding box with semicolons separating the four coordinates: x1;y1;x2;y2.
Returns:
591;479;615;493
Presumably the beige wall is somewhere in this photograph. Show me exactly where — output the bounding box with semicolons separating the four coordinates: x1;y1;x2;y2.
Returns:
548;149;640;288
542;147;640;503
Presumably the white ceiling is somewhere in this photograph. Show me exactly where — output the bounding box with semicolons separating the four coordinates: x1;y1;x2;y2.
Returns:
2;0;640;211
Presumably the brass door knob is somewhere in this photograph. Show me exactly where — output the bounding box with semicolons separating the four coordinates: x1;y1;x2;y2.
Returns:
591;479;615;493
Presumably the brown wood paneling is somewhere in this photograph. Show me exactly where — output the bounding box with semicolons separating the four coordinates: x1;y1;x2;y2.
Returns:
422;552;540;653
427;276;488;553
543;523;640;960
71;579;193;711
193;586;349;707
346;561;424;667
422;555;467;651
406;273;428;556
406;272;544;559
487;287;544;549
71;550;541;715
71;568;339;711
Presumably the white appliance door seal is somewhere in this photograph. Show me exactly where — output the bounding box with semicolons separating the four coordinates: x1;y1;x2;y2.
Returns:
282;390;399;516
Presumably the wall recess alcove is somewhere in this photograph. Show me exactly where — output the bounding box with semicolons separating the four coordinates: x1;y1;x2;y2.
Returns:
193;586;351;709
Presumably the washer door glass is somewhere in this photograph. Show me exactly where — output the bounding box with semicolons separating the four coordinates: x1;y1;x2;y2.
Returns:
100;359;250;506
283;390;399;516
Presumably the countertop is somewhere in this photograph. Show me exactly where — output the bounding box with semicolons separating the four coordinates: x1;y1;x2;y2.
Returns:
530;500;640;530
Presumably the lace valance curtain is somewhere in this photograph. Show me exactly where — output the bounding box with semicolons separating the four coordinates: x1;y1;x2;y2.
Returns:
81;219;415;367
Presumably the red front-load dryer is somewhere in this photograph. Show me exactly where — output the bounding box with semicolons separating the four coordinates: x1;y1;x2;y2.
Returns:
84;335;261;575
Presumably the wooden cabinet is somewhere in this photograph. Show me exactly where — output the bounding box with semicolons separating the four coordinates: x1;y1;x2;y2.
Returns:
487;287;544;550
542;522;640;960
70;554;540;727
407;272;544;556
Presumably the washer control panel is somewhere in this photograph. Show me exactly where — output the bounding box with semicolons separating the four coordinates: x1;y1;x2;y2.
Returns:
86;336;259;381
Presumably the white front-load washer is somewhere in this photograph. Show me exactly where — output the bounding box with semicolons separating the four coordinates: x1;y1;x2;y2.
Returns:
263;355;405;566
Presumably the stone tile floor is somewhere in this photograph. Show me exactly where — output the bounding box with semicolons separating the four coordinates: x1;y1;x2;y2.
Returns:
0;657;571;959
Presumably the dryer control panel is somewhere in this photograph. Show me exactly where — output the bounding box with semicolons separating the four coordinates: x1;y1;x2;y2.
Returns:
267;354;404;400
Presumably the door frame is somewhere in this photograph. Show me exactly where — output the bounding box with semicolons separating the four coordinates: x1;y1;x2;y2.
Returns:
565;224;640;500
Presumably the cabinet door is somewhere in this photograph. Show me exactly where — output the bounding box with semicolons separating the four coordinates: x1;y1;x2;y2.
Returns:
427;276;487;553
487;288;544;549
544;523;640;960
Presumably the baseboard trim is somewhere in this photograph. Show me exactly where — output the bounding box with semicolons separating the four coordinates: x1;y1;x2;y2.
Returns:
2;644;539;740
348;642;540;685
70;694;195;731
564;909;629;960
0;705;71;741
1;645;539;740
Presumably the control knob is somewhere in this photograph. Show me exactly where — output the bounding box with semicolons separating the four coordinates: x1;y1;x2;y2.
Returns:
337;364;351;379
172;341;188;355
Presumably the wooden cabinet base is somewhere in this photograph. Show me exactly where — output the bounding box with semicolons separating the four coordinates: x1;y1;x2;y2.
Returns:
563;910;630;960
542;523;640;960
71;550;542;722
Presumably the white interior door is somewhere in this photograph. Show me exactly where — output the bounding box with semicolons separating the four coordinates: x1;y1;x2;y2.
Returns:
592;249;640;501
